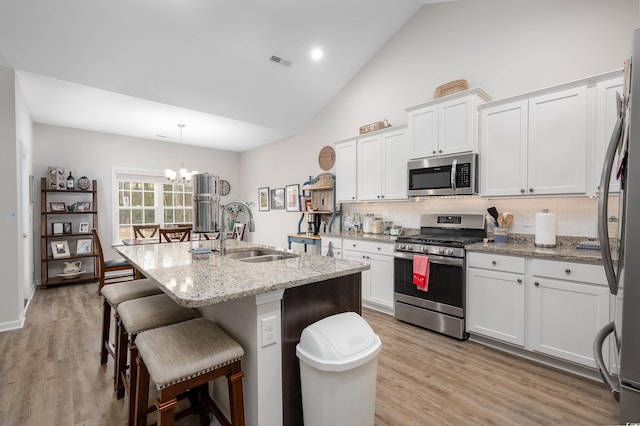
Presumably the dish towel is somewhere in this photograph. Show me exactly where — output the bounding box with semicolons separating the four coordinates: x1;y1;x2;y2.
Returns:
413;255;430;292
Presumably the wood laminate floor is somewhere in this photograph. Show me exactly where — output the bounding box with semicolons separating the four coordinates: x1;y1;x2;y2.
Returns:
0;283;619;425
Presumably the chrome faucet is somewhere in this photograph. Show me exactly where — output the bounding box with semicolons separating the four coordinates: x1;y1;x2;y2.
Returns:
219;201;255;256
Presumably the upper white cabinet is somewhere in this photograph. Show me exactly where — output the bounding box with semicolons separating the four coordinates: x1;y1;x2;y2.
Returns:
357;127;409;201
479;70;623;197
593;75;624;195
335;139;357;202
406;88;491;159
335;125;409;203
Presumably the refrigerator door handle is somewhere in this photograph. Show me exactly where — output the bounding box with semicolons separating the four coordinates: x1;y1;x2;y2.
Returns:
598;109;623;295
593;321;621;402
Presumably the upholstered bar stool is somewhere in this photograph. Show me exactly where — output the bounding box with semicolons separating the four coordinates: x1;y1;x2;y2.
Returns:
134;318;245;426
100;279;163;368
117;294;196;421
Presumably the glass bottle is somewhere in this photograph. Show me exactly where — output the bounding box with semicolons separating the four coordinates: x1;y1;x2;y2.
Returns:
66;171;75;190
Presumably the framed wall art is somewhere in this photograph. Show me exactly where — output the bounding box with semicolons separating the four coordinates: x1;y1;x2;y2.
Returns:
51;241;70;259
258;187;270;211
285;184;300;212
52;222;64;235
49;202;66;212
270;188;285;210
78;222;90;233
76;201;92;212
76;239;92;254
62;222;72;234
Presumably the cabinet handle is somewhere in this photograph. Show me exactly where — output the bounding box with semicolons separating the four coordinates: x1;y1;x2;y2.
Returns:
377;247;381;251
565;269;571;274
517;278;522;284
491;260;497;265
381;195;384;198
353;244;356;247
520;189;525;194
432;150;436;154
377;195;380;198
534;281;540;287
439;149;442;153
529;188;534;193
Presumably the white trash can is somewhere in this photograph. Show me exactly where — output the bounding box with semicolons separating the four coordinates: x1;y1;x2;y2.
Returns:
296;312;382;426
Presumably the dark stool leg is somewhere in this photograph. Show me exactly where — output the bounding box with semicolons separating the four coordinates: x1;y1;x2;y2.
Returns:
100;299;111;365
135;355;150;426
115;317;127;399
156;397;178;426
228;361;245;426
127;337;139;426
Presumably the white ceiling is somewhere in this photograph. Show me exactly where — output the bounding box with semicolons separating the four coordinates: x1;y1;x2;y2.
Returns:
0;0;439;152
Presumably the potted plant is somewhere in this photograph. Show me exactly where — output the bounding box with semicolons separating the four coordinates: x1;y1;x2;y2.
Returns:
225;203;246;230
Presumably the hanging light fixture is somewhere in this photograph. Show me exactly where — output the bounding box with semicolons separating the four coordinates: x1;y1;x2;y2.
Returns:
165;123;198;184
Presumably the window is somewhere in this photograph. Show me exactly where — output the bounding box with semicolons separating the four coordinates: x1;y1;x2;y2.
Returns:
114;169;193;242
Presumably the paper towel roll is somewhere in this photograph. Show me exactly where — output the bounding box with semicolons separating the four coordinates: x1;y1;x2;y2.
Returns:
535;211;557;247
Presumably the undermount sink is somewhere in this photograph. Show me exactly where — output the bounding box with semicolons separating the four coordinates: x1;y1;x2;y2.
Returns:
226;249;298;263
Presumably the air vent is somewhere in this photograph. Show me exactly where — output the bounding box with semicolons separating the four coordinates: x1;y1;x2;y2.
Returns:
270;54;292;67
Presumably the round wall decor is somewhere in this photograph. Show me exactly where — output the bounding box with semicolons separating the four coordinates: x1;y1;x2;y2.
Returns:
318;145;335;171
219;179;231;196
76;176;91;190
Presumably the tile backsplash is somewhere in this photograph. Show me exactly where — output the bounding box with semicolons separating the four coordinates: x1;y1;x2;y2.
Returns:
343;195;621;238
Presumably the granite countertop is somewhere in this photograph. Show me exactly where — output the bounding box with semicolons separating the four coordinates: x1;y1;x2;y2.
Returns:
115;240;369;308
465;234;616;265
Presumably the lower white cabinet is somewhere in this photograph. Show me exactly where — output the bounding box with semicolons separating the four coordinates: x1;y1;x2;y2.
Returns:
529;259;609;368
467;253;610;368
467;253;526;346
321;236;343;258
343;239;394;314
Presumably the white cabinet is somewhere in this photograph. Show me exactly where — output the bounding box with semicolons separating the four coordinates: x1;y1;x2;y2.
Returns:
529;259;609;368
357;127;409;201
335;139;357;202
406;88;491;159
480;86;588;196
467;253;526;346
343;239;394;314
593;75;624;195
320;236;342;258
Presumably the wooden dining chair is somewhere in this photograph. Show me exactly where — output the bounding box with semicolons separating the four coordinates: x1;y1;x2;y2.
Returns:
132;224;160;242
160;225;192;242
92;228;137;291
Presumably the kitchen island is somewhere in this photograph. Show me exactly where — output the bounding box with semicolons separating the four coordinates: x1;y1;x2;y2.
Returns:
115;240;369;426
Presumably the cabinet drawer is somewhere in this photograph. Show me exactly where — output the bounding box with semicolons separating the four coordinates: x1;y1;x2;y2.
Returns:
342;239;394;256
321;236;342;249
467;252;525;274
530;259;606;286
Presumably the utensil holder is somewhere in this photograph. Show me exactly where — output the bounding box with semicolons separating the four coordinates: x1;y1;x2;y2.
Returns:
494;227;509;243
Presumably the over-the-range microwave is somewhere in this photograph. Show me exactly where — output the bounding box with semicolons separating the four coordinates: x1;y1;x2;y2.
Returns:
407;153;478;197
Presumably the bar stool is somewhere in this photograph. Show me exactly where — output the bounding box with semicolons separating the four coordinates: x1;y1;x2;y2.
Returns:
100;279;163;367
117;294;196;421
134;318;245;426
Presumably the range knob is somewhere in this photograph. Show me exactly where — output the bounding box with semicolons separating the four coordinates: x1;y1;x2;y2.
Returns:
445;248;454;255
406;245;413;251
438;248;445;254
421;246;429;253
398;244;405;250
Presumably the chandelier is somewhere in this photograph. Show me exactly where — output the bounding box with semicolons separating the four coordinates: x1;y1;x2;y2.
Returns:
165;124;198;184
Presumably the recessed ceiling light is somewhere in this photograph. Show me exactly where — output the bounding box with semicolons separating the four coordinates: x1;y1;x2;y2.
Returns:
311;48;323;61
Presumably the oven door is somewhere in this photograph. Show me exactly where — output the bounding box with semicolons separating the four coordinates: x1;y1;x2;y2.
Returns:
393;251;465;317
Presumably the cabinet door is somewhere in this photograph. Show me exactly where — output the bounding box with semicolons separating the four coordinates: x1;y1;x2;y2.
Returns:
479;100;529;196
382;128;409;200
408;105;438;158
594;76;624;195
467;268;525;346
439;95;474;156
357;135;383;201
343;249;370;301
335;140;357;202
529;277;609;367
528;86;587;195
366;252;394;311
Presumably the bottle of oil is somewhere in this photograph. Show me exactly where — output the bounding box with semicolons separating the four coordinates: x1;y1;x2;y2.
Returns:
66;171;75;190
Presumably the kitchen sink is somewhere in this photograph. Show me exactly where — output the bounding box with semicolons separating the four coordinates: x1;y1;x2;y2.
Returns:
226;249;298;263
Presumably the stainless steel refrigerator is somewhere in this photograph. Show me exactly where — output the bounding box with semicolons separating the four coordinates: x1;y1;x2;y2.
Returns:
594;28;640;424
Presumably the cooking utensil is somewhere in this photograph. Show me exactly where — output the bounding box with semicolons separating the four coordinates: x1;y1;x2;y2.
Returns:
504;212;514;227
487;207;499;226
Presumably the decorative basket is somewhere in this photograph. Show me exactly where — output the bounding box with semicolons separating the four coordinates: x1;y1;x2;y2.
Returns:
433;79;469;99
359;119;391;135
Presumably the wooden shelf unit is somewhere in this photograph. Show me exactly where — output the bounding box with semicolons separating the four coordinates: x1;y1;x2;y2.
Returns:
40;177;99;288
296;173;342;235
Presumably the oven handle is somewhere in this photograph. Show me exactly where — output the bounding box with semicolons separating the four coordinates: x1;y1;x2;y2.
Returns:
451;159;458;192
394;251;464;267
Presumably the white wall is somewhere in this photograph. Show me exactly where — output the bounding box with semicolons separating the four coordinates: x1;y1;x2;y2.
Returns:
32;124;241;281
240;0;639;248
0;65;23;330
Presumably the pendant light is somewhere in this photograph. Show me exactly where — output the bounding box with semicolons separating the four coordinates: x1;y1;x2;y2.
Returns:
165;123;198;184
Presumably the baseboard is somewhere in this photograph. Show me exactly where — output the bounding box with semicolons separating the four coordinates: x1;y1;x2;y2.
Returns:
0;314;26;332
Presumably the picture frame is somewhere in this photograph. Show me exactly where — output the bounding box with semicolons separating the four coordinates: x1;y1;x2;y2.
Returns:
76;239;92;255
51;240;70;259
78;222;90;233
49;202;66;212
62;222;72;234
270;188;285;210
258;187;270;211
285;184;300;212
52;222;64;234
76;201;92;212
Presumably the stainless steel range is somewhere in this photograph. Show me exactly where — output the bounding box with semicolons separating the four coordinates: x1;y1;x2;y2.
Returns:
393;213;485;340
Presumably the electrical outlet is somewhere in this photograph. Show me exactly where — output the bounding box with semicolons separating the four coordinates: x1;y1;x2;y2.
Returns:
261;316;277;348
524;213;534;227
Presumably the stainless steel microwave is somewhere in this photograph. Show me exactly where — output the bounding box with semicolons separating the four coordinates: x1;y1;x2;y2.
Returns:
407;153;478;196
